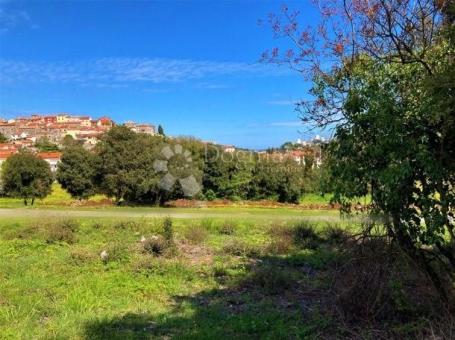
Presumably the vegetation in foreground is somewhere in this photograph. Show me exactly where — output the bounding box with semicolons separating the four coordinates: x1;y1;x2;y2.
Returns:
0;217;453;339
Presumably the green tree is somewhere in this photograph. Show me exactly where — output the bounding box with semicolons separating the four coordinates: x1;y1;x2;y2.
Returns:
95;126;202;204
266;1;455;299
249;158;304;203
61;135;82;148
0;132;8;143
1;151;53;205
56;145;97;199
203;146;254;200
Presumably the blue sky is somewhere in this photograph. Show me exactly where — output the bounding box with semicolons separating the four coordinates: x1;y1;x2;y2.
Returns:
0;0;322;149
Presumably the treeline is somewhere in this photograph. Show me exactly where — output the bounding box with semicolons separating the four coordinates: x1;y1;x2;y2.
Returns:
0;126;330;205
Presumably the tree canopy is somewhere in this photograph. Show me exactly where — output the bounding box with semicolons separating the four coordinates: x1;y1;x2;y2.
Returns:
1;151;53;205
56;145;97;199
265;0;455;300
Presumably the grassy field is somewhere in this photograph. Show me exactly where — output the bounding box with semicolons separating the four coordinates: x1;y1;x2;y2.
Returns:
0;213;447;339
0;215;346;339
0;187;445;339
0;184;341;209
0;184;108;209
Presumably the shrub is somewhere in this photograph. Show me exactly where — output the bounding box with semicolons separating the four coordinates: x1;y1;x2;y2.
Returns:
322;223;349;245
184;225;208;244
162;217;174;244
204;189;216;201
45;220;79;244
266;238;293;255
70;248;95;265
293;221;321;249
142;236;168;256
331;237;442;324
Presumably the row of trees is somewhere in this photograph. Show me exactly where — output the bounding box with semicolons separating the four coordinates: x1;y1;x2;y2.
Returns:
57;126;327;204
0;125;329;205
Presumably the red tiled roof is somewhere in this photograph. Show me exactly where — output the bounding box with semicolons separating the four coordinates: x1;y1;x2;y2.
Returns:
37;152;62;160
0;151;17;159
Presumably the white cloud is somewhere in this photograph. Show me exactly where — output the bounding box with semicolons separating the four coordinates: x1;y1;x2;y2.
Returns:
0;1;32;33
0;58;287;87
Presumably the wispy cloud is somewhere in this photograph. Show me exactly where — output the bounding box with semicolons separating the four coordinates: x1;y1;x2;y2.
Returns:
0;1;34;33
0;58;287;87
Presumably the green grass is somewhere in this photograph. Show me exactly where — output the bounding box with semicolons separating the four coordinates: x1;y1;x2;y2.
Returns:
0;183;107;208
0;183;360;209
0;216;344;339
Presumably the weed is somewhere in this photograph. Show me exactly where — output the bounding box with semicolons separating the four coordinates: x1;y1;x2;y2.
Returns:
243;266;295;295
70;248;95;265
184;225;208;244
114;220;138;230
267;223;294;254
101;243;129;263
222;240;262;257
162;217;174;244
293;221;321;249
219;221;235;235
45;220;79;244
91;222;103;230
142;236;168;256
322;223;349;245
331;237;441;323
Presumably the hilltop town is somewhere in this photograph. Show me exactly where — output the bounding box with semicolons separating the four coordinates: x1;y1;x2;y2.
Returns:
0;114;155;148
0;114;155;170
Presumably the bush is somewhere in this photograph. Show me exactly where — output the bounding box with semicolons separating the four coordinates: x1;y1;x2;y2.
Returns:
45;220;79;244
266;238;293;255
204;189;216;201
184;225;208;244
322;223;349;245
70;248;95;265
141;236;168;256
162;217;174;244
293;221;321;249
331;237;442;324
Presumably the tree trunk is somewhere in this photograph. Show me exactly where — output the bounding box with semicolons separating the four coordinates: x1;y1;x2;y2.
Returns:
23;199;27;206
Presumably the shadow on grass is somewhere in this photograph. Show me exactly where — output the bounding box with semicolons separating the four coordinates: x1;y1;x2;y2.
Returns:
83;251;334;340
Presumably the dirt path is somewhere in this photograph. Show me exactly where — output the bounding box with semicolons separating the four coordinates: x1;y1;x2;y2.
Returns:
0;208;343;221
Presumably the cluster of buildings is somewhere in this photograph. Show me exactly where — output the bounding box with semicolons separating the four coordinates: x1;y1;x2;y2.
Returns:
258;136;327;167
0;113;156;171
0;143;61;172
0;113;154;146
